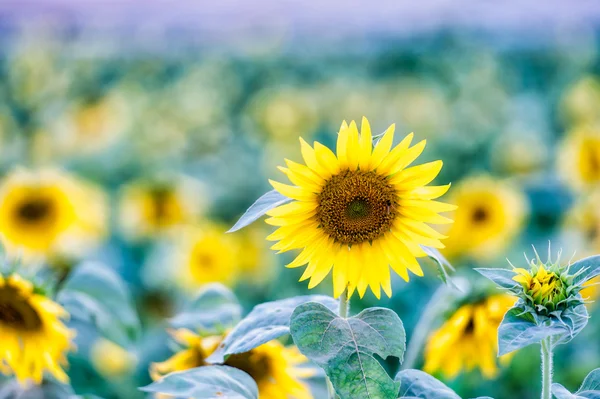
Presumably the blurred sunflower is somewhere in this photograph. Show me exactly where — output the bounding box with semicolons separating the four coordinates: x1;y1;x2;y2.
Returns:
560;76;600;127
151;329;313;399
424;294;515;379
0;168;108;260
0;273;74;384
558;126;600;190
118;176;207;241
441;176;527;261
90;338;137;378
266;117;455;299
170;223;240;290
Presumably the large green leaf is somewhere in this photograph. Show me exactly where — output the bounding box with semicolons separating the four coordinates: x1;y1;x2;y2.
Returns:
552;368;600;399
228;190;291;233
395;369;460;399
476;267;520;290
140;365;258;399
170;283;242;333
207;295;337;363
569;255;600;286
290;302;405;399
57;261;140;346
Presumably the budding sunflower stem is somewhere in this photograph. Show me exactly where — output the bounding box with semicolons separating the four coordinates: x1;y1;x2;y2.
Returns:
327;288;350;399
540;337;553;399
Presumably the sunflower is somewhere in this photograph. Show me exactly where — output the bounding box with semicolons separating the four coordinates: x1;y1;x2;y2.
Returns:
150;329;313;399
560;76;600;127
118;176;207;241
265;117;455;299
169;224;240;290
558;126;600;190
441;176;527;261
424;294;515;379
90;338;137;378
0;273;74;384
0;169;108;259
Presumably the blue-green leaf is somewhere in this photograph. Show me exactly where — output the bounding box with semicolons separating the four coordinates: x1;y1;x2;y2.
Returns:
140;365;258;399
395;369;460;399
228;190;291;233
0;379;76;399
422;246;461;291
498;306;568;355
552;368;600;399
170;284;242;333
552;304;589;346
57;261;140;346
290;302;405;399
570;255;600;286
207;295;337;363
475;267;520;290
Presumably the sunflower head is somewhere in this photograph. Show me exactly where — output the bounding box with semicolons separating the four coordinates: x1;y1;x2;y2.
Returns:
559;126;600;190
90;338;137;378
266;117;455;299
512;260;578;315
0;273;75;384
424;294;515;379
151;329;313;399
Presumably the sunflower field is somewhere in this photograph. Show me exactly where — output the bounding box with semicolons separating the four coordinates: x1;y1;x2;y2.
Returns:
1;4;600;399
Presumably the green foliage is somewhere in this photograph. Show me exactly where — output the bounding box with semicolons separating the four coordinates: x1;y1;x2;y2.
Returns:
169;283;242;334
57;261;140;346
228;190;291;233
207;295;337;363
475;268;520;290
552;368;600;399
395;369;460;399
140;365;258;399
290;302;405;399
569;255;600;287
422;246;461;290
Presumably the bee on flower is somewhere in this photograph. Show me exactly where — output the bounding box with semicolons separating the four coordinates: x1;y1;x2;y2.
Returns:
150;329;314;399
424;294;516;379
0;272;75;384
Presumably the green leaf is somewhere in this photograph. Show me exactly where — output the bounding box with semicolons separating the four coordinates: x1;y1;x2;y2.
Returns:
395;369;460;399
498;305;571;355
552;304;589;346
228;190;291;233
0;379;76;399
140;365;258;399
552;368;600;399
57;261;140;346
206;295;337;363
170;283;242;333
422;246;461;291
290;302;405;399
570;255;600;286
475;267;520;290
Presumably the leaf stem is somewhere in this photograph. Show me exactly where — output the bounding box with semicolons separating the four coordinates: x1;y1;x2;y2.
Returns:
327;288;350;399
541;337;553;399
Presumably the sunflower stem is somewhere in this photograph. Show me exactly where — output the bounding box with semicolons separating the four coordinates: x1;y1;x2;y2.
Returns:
541;337;553;399
327;289;350;399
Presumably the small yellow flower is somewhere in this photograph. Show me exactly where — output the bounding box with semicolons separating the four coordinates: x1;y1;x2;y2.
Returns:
118;176;207;241
266;117;455;299
150;329;313;399
0;168;108;259
558;126;600;190
90;338;137;378
512;264;568;311
442;176;527;261
560;76;600;126
0;273;75;384
424;294;515;379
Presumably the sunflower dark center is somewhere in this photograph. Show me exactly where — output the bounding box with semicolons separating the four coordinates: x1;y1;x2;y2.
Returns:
224;350;272;384
15;197;54;224
317;169;397;245
0;286;42;331
471;207;488;223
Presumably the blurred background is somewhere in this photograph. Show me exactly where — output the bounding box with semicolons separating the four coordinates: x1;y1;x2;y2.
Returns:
1;1;600;398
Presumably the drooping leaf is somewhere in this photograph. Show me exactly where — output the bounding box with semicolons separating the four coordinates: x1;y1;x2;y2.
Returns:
206;295;337;363
140;365;258;399
552;368;600;399
569;255;600;286
552;304;589;346
170;283;242;333
290;302;405;399
228;190;291;233
395;369;460;399
475;267;520;290
422;246;461;291
498;306;569;355
57;261;140;345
